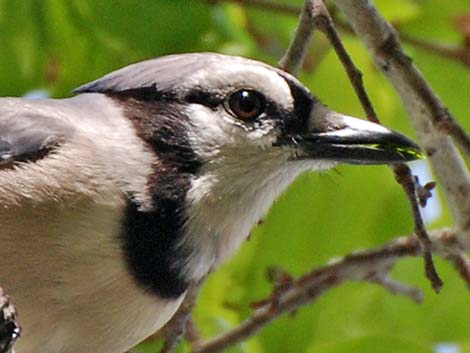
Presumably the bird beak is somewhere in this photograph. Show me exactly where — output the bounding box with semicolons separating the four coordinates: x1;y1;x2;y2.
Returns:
281;106;422;164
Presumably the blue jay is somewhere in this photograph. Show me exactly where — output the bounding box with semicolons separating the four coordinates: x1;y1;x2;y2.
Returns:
0;53;420;353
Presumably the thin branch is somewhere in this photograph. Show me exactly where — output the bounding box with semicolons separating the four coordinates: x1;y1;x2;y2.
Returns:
335;18;470;69
192;229;469;353
332;0;470;232
159;285;202;353
399;32;470;67
279;0;443;291
446;252;470;288
308;1;378;123
205;0;470;68
367;272;424;303
277;1;317;75
393;164;443;291
185;318;202;349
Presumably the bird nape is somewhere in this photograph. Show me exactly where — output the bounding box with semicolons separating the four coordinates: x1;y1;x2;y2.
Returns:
0;52;420;353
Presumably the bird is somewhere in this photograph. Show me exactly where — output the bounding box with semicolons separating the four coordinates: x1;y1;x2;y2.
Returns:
0;52;421;353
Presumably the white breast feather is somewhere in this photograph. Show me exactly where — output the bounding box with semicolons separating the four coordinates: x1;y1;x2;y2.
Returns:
0;95;183;353
182;104;335;279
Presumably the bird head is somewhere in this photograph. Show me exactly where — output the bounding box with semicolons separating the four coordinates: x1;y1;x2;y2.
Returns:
77;53;420;172
76;53;421;290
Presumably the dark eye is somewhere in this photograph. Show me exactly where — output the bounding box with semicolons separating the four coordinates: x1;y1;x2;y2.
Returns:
227;89;266;120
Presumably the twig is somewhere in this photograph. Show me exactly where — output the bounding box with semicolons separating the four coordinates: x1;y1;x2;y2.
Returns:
159;285;202;353
393;164;443;291
280;0;443;291
192;229;468;353
367;272;424;303
414;177;436;207
308;1;379;122
399;32;470;67
277;0;317;75
446;252;470;288
185;318;202;348
335;17;470;69
204;0;470;68
332;0;470;231
322;0;442;291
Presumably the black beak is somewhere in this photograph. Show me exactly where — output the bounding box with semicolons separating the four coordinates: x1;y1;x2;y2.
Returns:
280;110;422;165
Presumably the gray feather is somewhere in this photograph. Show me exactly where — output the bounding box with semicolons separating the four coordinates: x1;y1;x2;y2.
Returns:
0;106;73;167
74;52;272;95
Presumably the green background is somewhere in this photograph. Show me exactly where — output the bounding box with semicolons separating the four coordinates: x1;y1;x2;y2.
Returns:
1;1;469;352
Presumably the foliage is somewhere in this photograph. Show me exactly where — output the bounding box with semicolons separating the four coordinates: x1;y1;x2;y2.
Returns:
1;0;469;352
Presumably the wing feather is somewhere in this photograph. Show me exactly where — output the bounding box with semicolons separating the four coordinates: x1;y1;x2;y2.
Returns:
0;103;73;169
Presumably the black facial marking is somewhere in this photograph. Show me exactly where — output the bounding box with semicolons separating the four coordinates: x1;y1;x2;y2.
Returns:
116;85;178;102
122;173;191;299
79;83;179;102
86;83;223;111
113;96;202;299
115;96;202;174
185;89;222;109
282;76;315;135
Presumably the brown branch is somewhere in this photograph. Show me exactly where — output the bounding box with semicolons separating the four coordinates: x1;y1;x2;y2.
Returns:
433;111;470;161
367;272;424;302
308;1;378;122
280;0;442;291
399;32;470;67
159;285;202;353
393;164;443;291
336;17;470;69
379;32;470;159
185;318;202;349
192;228;468;353
446;252;470;288
332;0;470;231
204;0;470;68
277;0;316;75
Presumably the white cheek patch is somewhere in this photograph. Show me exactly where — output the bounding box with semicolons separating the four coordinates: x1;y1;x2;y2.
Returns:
181;154;336;281
185;104;279;159
185;104;230;158
180;122;339;282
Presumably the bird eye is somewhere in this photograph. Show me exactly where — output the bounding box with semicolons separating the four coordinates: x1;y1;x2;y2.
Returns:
227;89;266;120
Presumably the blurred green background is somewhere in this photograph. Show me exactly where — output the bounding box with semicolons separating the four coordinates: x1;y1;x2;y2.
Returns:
1;0;470;352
